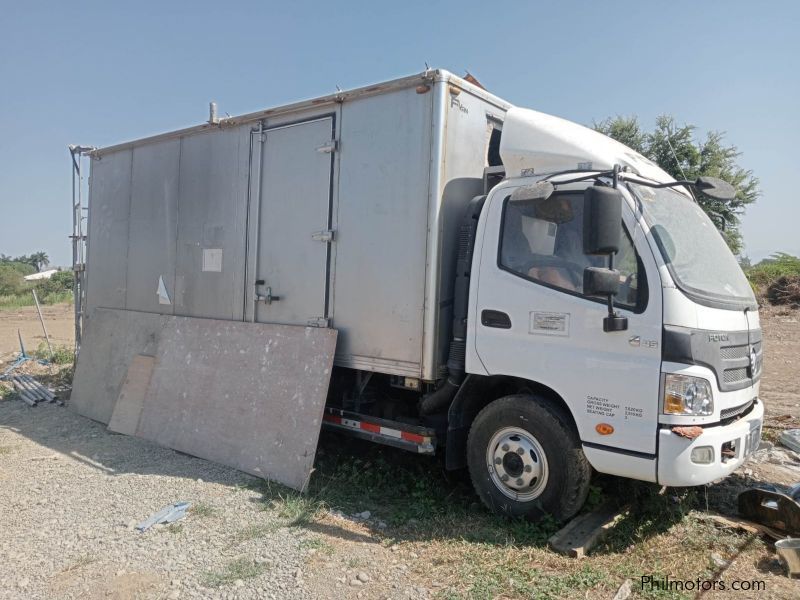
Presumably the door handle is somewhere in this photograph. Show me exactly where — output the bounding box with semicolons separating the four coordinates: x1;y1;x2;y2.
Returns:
254;281;281;304
481;309;511;329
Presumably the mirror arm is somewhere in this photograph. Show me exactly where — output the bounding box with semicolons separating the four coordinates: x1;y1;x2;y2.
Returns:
618;174;735;201
647;179;695;190
619;174;694;191
602;252;628;332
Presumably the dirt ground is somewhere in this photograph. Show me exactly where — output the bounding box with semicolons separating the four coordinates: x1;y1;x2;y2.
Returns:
759;305;800;427
0;304;74;361
1;304;799;599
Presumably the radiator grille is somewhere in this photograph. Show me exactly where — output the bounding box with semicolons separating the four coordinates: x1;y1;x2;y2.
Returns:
720;398;755;420
723;367;749;385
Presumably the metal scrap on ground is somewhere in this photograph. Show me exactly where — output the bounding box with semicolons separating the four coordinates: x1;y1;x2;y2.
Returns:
135;501;192;532
9;374;59;406
738;485;800;536
779;429;800;453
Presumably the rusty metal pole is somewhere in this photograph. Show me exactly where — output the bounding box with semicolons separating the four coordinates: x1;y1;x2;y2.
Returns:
31;289;54;363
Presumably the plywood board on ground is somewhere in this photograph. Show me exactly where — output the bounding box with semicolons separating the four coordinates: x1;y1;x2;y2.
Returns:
71;308;337;491
107;354;155;436
70;309;166;424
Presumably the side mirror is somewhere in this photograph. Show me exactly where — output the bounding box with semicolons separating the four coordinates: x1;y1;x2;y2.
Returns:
583;267;620;297
583;186;628;333
583;186;622;255
694;176;736;201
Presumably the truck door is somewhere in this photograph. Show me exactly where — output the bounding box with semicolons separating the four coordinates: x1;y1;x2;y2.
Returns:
472;185;662;457
251;117;335;327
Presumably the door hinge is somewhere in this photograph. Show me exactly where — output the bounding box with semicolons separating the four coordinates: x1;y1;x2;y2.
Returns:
316;140;338;154
307;317;330;328
311;229;335;242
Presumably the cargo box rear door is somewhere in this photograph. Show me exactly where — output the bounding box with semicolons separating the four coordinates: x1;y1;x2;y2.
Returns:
251;117;334;326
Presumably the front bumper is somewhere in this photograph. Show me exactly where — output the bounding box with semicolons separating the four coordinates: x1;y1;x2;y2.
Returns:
657;398;764;486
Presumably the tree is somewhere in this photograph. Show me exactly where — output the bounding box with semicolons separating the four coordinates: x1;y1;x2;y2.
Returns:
29;251;49;272
594;115;759;255
2;252;49;272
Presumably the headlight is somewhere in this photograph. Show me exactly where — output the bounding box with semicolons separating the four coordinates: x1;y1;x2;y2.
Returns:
663;374;713;416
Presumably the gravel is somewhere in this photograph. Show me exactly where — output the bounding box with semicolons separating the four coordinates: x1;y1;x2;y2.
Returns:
0;400;313;599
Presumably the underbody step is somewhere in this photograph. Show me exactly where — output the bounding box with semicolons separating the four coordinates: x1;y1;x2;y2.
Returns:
322;407;436;454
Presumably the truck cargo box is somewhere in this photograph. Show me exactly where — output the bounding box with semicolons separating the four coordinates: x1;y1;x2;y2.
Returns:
85;70;509;381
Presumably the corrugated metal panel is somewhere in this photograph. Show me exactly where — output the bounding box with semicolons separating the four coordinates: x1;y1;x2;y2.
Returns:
85;149;132;312
332;86;433;374
125;139;180;313
174;126;250;320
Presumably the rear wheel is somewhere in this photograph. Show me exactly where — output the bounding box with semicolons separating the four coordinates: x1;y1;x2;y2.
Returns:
467;394;591;521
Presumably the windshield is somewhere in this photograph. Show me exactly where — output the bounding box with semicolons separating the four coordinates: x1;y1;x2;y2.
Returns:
629;183;756;309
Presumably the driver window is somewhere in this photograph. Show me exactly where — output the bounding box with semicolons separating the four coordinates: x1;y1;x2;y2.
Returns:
499;192;642;309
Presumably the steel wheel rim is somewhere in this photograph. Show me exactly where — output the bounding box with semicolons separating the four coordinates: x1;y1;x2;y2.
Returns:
486;426;549;501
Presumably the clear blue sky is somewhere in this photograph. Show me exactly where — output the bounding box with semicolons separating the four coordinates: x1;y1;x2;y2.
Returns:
1;0;797;266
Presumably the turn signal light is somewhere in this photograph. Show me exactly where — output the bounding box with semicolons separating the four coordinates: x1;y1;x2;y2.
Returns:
664;392;684;414
595;423;614;435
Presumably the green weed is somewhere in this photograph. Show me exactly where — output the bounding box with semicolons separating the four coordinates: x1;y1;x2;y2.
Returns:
32;343;74;364
299;536;334;556
191;502;218;518
203;558;266;587
232;523;276;541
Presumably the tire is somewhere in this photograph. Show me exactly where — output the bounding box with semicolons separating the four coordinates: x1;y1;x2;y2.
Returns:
467;394;591;521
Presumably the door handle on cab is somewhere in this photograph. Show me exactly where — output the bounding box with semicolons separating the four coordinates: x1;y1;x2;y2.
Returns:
481;309;511;329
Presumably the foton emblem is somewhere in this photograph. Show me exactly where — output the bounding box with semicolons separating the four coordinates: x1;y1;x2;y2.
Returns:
708;333;729;342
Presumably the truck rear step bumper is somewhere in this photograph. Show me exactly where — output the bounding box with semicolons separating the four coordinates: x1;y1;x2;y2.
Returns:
322;407;436;454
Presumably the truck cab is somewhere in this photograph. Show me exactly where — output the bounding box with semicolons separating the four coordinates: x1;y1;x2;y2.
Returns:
456;107;763;519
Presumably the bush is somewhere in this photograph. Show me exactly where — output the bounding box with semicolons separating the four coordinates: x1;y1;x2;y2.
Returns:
0;264;28;295
747;252;800;302
33;343;74;364
767;275;800;307
4;261;36;276
39;270;73;295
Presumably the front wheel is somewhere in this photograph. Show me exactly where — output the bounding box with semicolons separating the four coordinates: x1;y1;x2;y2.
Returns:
467;394;591;521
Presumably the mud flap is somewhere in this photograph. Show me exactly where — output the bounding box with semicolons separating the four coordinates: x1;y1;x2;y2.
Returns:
71;308;337;491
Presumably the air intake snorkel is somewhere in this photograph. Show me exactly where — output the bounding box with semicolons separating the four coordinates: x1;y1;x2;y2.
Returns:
420;195;486;416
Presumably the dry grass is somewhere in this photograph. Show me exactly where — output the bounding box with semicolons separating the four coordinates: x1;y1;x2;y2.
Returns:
244;434;777;599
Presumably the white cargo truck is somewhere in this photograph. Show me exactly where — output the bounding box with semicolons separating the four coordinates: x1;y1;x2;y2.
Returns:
73;69;763;520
